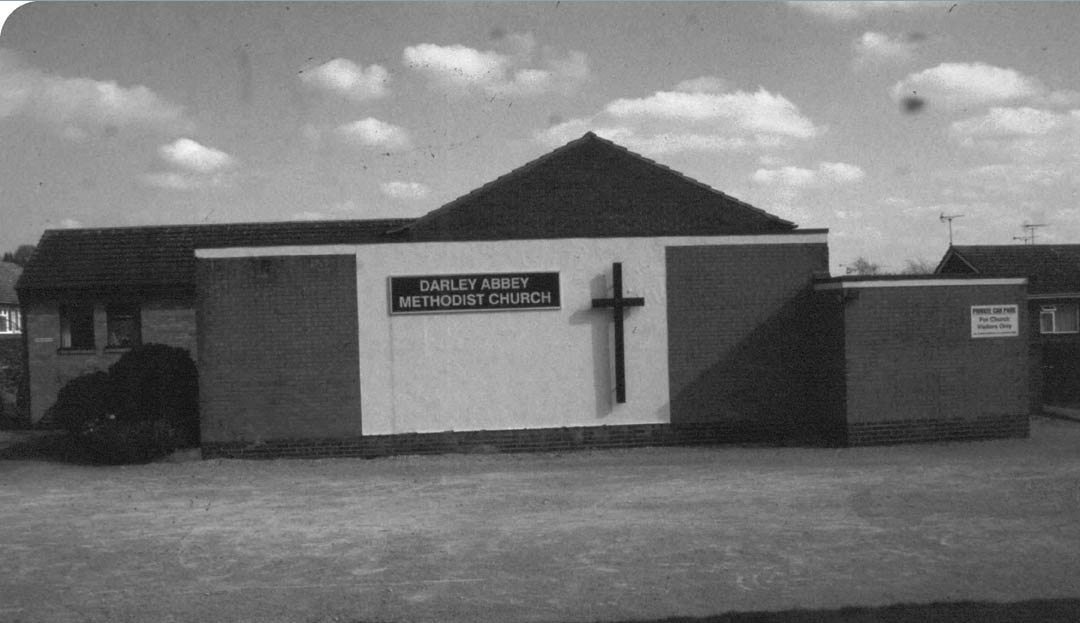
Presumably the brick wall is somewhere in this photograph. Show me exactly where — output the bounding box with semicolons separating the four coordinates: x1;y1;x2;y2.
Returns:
142;301;197;359
665;242;832;442
202;421;787;459
197;254;360;443
23;299;196;423
840;282;1030;443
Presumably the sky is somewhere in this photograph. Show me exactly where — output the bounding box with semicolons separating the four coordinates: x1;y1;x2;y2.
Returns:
1;1;1079;274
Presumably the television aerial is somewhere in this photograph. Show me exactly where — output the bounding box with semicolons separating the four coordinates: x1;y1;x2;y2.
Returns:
1013;222;1047;245
940;213;964;246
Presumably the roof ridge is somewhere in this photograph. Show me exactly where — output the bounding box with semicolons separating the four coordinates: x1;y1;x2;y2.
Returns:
395;132;795;233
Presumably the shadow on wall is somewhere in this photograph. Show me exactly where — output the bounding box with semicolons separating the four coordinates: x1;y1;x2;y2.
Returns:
567;272;615;419
566;598;1080;623
670;288;844;445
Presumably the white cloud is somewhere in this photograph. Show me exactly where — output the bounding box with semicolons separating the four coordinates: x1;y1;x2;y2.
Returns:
949;107;1080;164
752;161;865;187
535;79;822;156
853;32;919;66
404;43;507;88
790;1;936;22
606;88;819;139
403;35;588;96
299;58;389;101
949;107;1070;139
820;161;867;183
891;62;1044;111
58;218;83;229
0;50;190;136
158;138;236;173
144;138;237;191
336;117;411;150
380;181;430;200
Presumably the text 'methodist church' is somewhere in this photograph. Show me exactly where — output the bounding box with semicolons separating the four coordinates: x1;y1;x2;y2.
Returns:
17;133;1031;458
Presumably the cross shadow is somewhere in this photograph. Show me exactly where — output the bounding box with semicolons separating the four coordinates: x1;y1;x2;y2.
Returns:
568;273;613;418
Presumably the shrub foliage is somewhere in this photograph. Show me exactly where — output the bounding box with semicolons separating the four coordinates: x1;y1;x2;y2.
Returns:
47;344;199;463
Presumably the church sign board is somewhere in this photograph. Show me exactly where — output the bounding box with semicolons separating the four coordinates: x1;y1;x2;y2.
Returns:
389;272;560;314
971;304;1019;338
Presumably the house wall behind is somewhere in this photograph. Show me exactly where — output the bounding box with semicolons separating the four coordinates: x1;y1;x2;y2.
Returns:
23;299;194;423
1027;298;1080;406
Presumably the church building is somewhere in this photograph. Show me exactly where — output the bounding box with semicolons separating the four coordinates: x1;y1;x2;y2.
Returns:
17;133;1032;456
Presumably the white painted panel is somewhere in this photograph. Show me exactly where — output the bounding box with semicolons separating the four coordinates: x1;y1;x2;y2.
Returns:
354;238;673;435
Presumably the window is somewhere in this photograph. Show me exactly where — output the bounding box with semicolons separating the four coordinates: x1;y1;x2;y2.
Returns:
0;306;19;334
60;304;95;350
106;304;141;348
1040;303;1079;334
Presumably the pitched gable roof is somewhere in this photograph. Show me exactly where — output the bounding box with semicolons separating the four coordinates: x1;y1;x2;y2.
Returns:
398;132;797;241
18;133;810;295
936;245;1080;295
0;262;21;305
17;219;410;295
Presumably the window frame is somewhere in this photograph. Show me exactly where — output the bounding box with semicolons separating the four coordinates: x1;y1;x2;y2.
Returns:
0;306;20;334
1039;303;1080;335
59;303;96;350
106;303;142;349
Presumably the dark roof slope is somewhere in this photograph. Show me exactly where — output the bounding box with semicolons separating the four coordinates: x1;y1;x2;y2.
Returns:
936;245;1080;295
0;262;21;305
18;133;809;295
17;219;410;294
399;132;797;241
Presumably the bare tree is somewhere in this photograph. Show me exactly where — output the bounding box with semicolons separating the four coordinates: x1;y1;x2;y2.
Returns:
900;258;936;275
845;257;881;275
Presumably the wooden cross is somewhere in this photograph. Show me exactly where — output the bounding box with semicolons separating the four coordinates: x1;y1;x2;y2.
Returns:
591;262;645;403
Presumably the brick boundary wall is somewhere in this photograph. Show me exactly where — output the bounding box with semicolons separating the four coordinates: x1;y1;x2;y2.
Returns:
201;421;791;459
201;414;1032;459
846;414;1029;446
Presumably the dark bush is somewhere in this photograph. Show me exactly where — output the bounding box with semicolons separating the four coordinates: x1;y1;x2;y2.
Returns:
46;344;199;464
108;344;200;447
47;371;113;435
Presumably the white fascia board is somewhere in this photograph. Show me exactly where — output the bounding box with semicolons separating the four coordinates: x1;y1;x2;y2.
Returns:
815;277;1027;291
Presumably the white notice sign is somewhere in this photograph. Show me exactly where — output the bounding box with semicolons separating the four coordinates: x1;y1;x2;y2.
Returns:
971;304;1019;338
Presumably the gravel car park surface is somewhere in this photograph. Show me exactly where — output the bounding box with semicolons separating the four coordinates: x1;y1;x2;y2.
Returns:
1;417;1079;623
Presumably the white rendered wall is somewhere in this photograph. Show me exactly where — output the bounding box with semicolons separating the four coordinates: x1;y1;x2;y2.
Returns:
197;233;826;435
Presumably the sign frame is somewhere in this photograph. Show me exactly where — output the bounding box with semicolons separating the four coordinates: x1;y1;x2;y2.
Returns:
970;303;1020;338
388;271;562;315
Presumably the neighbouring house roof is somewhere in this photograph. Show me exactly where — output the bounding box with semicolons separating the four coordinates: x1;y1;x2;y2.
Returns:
936;244;1080;296
18;133;813;295
0;262;21;305
16;219;411;295
398;132;798;241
